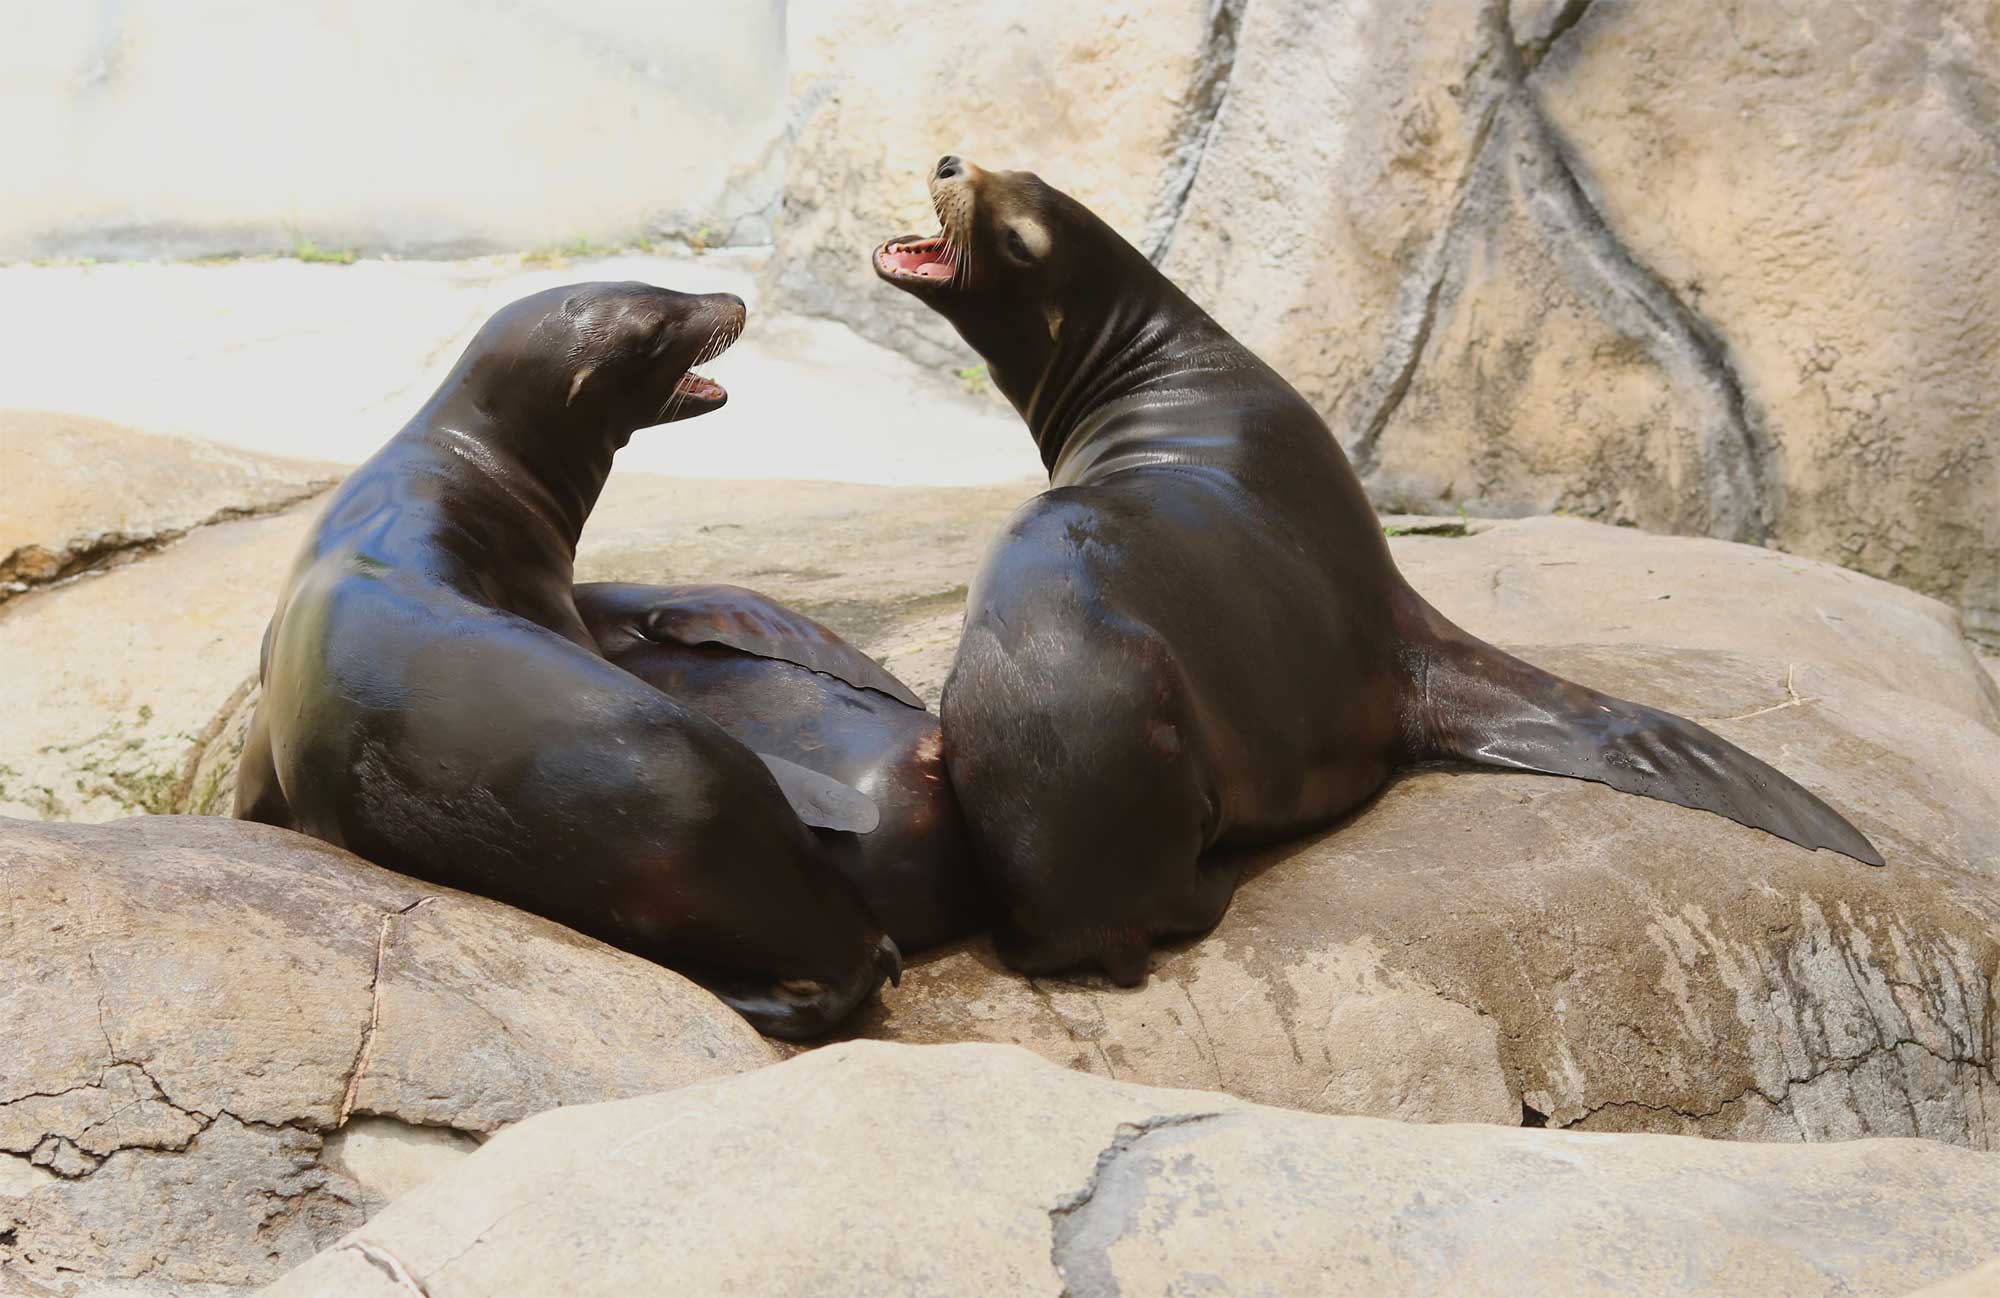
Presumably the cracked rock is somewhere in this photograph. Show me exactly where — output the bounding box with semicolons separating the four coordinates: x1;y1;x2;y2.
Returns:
0;815;777;1295
261;1041;2000;1296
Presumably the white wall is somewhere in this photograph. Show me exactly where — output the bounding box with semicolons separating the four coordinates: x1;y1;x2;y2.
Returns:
0;1;787;259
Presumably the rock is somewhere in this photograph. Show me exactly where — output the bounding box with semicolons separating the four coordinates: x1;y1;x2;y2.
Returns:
1161;0;2000;655
1161;0;1500;467
263;1041;2000;1297
846;524;2000;1146
0;411;334;601
765;0;1226;368
1906;1258;2000;1298
0;502;320;823
1531;0;2000;643
0;815;778;1295
1387;515;2000;730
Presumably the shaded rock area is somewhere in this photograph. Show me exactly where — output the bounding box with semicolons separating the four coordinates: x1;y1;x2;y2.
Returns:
766;0;2000;642
262;1041;2000;1297
0;815;776;1295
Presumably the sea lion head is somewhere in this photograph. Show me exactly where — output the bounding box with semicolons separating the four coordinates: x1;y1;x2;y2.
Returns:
873;158;1165;444
455;281;746;437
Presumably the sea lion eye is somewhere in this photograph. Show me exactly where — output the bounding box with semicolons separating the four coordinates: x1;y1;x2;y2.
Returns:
1004;227;1033;265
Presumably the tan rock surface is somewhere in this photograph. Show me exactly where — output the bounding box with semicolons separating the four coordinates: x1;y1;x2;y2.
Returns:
265;1041;2000;1298
1533;0;2000;642
854;645;2000;1145
0;411;335;599
0;815;777;1295
766;0;1224;367
1906;1257;2000;1298
1393;515;2000;729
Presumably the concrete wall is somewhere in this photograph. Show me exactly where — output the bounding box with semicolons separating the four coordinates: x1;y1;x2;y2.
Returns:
0;1;787;259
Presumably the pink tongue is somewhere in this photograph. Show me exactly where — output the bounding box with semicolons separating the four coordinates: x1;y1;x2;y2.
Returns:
916;261;953;278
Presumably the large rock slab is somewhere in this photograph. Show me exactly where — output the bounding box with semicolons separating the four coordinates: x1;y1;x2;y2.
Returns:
0;410;334;601
0;815;777;1295
767;0;1224;367
1390;515;2000;729
0;498;322;822
856;643;2000;1144
265;1041;2000;1297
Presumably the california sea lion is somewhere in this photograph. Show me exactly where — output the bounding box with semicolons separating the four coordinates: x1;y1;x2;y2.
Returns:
234;282;900;1038
876;156;1883;984
575;581;987;954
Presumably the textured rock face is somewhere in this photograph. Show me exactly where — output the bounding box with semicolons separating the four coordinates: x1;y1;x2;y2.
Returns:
846;519;2000;1147
766;0;2000;641
0;815;777;1294
766;0;1226;368
263;1042;2000;1297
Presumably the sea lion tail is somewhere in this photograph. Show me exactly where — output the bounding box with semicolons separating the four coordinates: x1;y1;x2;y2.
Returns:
1392;592;1884;867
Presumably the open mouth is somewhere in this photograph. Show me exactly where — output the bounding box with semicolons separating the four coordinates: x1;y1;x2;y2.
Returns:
659;309;744;423
875;234;959;289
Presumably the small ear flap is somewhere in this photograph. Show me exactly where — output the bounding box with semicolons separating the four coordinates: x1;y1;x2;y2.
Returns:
757;753;880;834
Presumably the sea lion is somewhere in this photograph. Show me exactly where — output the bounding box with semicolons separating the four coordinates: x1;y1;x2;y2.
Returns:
875;156;1884;984
234;281;900;1038
575;581;987;954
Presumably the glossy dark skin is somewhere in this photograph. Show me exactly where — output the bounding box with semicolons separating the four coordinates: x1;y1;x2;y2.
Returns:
234;282;899;1039
575;581;987;954
877;158;1884;985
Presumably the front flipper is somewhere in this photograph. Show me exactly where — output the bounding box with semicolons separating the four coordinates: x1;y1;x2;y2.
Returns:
574;581;927;709
1399;594;1884;867
758;752;880;834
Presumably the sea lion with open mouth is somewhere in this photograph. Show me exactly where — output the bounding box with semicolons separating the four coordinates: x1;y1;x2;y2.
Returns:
234;282;901;1038
575;580;987;955
876;156;1884;985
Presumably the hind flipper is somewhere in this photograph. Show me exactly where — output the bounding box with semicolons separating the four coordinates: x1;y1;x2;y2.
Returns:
1402;600;1883;867
757;752;880;835
574;582;927;709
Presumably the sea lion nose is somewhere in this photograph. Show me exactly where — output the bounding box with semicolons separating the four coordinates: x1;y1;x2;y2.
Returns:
934;155;963;181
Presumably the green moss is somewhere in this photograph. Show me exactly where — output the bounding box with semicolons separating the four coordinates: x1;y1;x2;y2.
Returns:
291;238;358;265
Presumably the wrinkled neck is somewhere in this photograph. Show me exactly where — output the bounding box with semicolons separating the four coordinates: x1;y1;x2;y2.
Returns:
1011;279;1233;477
418;386;619;554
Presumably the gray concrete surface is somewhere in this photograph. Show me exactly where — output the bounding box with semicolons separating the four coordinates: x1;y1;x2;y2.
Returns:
0;250;1041;487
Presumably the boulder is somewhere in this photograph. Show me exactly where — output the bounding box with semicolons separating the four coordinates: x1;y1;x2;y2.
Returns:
846;523;2000;1147
0;815;778;1295
263;1041;2000;1297
0;500;321;823
765;0;1226;368
1388;515;2000;730
0;410;333;601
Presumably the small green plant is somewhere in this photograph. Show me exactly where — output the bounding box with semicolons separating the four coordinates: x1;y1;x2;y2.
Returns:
956;363;990;396
291;237;357;265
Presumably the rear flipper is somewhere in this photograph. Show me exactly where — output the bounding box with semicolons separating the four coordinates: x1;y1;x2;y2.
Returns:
757;752;880;835
1396;595;1884;867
